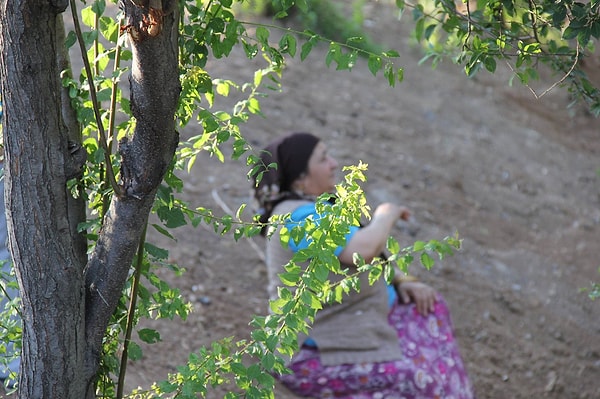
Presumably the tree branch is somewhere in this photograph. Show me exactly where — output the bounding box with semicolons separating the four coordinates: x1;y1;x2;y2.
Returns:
82;2;180;394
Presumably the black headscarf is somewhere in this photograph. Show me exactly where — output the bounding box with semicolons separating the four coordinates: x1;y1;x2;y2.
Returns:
253;132;320;233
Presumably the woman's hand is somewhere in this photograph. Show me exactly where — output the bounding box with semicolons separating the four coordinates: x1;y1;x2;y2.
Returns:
396;281;437;316
373;203;411;222
340;203;411;265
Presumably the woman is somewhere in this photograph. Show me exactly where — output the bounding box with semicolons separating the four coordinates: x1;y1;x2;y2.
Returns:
254;132;475;399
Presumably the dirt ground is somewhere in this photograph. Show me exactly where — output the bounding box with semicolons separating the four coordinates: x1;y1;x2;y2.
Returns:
36;1;600;398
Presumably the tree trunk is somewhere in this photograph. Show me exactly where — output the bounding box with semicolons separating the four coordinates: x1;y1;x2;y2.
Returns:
0;0;180;397
0;0;88;397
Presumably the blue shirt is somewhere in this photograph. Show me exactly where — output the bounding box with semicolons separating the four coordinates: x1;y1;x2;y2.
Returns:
286;202;360;256
285;202;398;347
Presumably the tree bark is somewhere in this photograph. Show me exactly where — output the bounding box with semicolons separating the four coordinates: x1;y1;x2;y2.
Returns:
0;0;88;397
1;0;180;397
82;0;181;396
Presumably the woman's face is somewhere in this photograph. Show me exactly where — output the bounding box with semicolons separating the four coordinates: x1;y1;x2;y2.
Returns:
297;141;338;196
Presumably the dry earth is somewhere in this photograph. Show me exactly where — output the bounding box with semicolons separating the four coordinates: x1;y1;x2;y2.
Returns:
127;2;600;399
9;1;600;398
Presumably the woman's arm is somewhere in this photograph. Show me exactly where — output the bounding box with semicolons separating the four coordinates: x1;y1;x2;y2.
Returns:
338;203;409;265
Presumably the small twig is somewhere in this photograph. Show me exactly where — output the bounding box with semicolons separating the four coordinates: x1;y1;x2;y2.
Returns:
69;0;123;196
116;224;146;399
464;0;473;51
90;283;110;307
527;0;541;44
211;188;265;262
503;44;580;99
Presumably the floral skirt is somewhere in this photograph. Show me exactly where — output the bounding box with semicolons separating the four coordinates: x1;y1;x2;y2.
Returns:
277;297;475;399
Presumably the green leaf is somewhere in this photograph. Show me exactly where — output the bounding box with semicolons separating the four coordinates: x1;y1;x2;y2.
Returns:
138;328;161;344
257;371;275;390
260;353;276;370
248;97;261;114
384;263;394;284
64;30;77;48
279;271;300;286
145;242;169;260
368;55;382;76
413;240;426;251
387;237;400;255
127;341;143;361
420;252;435;269
157;206;187;228
243;40;259;58
415;18;425;41
92;0;106;16
81;6;96;28
256;26;270;44
295;0;309;13
484;56;497;73
82;30;98;47
230;362;247;375
301;290;322;310
151;223;175;240
591;20;600;39
384;63;395;87
368;265;382;285
562;27;578;40
397;68;404;82
325;43;341;67
301;40;313;61
424;24;436;41
279;33;297;57
313;263;329;283
99;16;119;43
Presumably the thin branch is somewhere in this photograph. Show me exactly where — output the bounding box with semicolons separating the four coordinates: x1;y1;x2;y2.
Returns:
464;0;473;51
116;224;146;399
527;0;541;44
503;44;580;99
211;187;265;262
69;0;123;196
102;16;126;216
238;21;393;61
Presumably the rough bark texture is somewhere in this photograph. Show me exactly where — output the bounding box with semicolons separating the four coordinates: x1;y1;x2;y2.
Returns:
1;0;180;397
82;0;181;396
0;1;88;398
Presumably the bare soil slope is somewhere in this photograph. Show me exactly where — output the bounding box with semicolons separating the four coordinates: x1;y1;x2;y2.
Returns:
39;2;600;399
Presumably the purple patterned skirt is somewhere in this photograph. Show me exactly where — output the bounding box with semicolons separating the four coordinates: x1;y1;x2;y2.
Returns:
277;297;475;399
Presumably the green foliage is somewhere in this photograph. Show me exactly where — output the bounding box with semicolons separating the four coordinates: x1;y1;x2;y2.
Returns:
0;261;21;392
587;282;600;300
54;0;410;396
290;0;384;54
403;0;600;115
582;267;600;300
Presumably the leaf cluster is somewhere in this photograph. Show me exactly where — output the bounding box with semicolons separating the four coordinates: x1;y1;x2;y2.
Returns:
402;0;600;114
581;267;600;300
0;263;21;392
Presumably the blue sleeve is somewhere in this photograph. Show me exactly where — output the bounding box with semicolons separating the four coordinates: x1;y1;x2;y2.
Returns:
285;203;359;256
387;284;398;308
